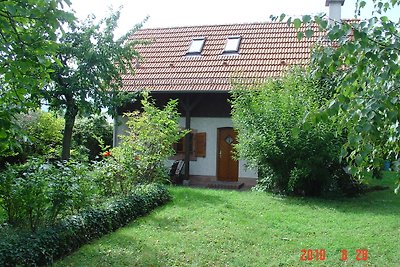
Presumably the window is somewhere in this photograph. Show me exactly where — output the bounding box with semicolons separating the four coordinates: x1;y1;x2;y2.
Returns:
223;36;241;54
187;37;205;55
172;130;206;160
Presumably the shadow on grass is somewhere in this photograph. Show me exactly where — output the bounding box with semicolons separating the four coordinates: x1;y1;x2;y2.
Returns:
280;182;400;217
168;186;225;208
170;183;399;217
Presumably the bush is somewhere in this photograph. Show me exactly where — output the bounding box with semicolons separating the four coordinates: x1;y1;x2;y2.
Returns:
90;155;134;196
102;92;187;189
232;69;356;196
72;114;113;161
251;166;276;193
0;184;170;267
118;93;186;182
0;111;112;166
0;159;95;231
0;110;64;167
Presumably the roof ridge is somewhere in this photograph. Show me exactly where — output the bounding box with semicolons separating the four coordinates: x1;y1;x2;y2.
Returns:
139;21;285;31
139;18;358;32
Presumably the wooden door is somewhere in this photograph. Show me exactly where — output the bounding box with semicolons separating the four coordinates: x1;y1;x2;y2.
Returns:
217;127;238;182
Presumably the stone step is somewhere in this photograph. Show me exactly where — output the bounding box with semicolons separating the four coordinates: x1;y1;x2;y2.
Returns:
207;181;244;190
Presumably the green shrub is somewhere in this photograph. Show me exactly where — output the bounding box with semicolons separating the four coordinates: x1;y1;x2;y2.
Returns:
19;111;64;159
0;184;170;267
251;166;276;193
72;114;113;161
0;159;95;231
232;69;356;196
107;92;187;187
0;110;64;166
0;111;112;166
90;156;133;196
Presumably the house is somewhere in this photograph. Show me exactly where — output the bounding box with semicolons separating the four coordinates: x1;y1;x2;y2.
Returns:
114;0;345;188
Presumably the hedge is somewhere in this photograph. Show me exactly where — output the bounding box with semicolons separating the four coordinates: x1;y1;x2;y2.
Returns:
0;184;171;266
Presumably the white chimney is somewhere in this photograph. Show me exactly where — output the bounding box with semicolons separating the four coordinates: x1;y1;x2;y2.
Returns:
325;0;345;24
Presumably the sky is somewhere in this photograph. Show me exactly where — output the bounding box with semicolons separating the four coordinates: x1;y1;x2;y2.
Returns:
68;0;399;37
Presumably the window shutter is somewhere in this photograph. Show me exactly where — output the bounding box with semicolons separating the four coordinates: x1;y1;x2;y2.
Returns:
195;132;206;157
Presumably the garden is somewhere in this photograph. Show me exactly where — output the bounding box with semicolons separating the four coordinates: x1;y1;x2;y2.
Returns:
0;95;183;266
1;0;399;266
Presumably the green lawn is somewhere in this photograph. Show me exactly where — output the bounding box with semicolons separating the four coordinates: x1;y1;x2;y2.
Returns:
55;174;400;266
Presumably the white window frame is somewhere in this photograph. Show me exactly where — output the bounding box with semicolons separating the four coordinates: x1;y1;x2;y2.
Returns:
224;36;241;53
187;37;206;55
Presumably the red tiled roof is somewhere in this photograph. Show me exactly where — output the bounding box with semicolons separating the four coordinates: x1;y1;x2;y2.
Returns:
121;22;325;92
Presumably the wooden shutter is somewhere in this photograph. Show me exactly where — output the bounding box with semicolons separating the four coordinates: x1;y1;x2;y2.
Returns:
195;132;206;157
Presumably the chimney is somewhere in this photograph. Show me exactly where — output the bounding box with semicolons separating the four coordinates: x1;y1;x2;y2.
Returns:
325;0;345;24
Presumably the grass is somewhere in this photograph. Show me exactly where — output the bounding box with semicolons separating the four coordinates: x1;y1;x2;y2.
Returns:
54;173;400;267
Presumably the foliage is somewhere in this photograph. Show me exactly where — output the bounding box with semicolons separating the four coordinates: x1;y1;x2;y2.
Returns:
231;69;354;196
72;114;113;161
109;92;187;186
14;110;64;162
1;111;112;164
0;0;73;154
90;156;133;196
0;184;170;267
251;166;277;193
274;0;400;189
0;159;94;231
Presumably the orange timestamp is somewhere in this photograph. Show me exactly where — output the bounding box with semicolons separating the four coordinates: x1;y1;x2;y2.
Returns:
300;249;369;261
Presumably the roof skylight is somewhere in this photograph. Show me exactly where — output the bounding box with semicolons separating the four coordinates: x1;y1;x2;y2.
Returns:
223;36;241;54
187;37;205;55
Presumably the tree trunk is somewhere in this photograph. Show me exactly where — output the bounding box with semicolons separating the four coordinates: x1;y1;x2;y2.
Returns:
61;99;78;160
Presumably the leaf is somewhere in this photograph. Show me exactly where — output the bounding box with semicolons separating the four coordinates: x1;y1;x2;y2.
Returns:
0;129;8;139
305;29;314;38
380;16;389;23
291;127;300;139
320;19;328;29
293;18;302;29
296;31;304;40
286;17;292;27
302;15;311;23
279;13;286;22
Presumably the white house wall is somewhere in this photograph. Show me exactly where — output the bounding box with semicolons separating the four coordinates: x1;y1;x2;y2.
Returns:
114;115;129;146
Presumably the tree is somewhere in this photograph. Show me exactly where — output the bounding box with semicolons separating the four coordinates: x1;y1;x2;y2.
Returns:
44;11;142;160
0;0;73;154
274;0;400;190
